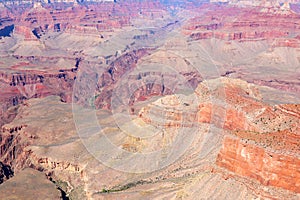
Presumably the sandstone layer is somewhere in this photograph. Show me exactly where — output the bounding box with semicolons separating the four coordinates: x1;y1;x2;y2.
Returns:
0;1;299;199
0;77;298;199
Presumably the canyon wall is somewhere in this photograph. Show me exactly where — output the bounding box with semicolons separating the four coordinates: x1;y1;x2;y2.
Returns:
0;1;299;199
0;161;13;184
184;5;300;47
0;67;77;127
139;77;300;196
217;136;300;193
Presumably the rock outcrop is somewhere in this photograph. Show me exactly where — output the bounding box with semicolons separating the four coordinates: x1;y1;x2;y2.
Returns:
92;48;202;109
0;0;168;38
0;66;77;127
0;168;62;200
0;1;299;199
184;4;300;47
0;75;299;199
14;25;39;40
217;136;300;193
0;161;13;184
139;77;300;196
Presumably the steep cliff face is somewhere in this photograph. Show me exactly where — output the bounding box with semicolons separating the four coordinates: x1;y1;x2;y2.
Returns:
140;78;261;131
14;25;39;40
139;77;300;195
0;0;175;125
0;124;32;171
0;161;14;184
0;1;299;199
0;96;94;198
217;136;300;193
215;102;300;193
94;48;202;109
0;67;77;128
184;5;300;47
0;0;168;38
0;77;298;199
98;49;154;88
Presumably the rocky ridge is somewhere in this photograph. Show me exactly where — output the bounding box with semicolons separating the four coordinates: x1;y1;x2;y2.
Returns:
0;78;298;199
0;1;299;199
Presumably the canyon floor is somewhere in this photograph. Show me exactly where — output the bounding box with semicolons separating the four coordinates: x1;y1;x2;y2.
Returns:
0;0;299;199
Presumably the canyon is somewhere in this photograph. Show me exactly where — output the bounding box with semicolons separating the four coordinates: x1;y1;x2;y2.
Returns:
0;0;299;199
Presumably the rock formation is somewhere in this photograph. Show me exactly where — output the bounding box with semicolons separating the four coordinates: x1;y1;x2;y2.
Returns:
217;136;300;193
0;77;298;199
0;161;13;184
138;77;300;198
184;4;300;46
0;65;77;127
0;168;62;199
0;1;299;199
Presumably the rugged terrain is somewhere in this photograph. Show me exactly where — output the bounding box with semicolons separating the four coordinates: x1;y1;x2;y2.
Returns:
0;0;299;199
